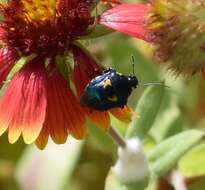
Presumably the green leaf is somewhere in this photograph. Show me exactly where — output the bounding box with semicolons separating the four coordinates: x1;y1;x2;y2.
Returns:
126;85;165;139
56;55;70;84
105;171;125;190
91;0;101;9
148;130;204;178
15;139;84;190
105;170;148;190
179;142;205;177
150;105;182;142
87;121;115;153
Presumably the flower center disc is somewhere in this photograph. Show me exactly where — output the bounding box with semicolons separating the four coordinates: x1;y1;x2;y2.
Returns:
1;0;94;57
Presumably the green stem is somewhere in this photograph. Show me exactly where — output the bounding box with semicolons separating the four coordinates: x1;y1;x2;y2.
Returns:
109;126;126;148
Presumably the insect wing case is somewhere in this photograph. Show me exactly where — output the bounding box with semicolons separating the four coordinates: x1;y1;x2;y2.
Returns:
80;69;138;111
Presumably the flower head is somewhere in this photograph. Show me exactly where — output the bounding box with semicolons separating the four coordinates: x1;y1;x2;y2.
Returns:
147;0;205;77
1;0;94;56
0;0;145;149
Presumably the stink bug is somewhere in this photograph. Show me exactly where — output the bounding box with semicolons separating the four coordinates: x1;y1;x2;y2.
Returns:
80;67;138;111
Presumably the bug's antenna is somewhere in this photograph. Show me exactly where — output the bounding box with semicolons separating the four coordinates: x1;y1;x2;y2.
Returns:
130;55;168;88
131;54;135;76
140;82;170;88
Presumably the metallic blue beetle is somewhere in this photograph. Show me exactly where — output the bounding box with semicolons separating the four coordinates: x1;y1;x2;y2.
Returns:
80;68;138;111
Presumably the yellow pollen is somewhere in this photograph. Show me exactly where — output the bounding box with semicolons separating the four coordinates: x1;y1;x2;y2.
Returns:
103;79;112;88
107;95;118;102
21;0;56;22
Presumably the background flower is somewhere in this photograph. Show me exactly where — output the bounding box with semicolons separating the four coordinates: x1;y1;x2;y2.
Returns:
147;0;205;78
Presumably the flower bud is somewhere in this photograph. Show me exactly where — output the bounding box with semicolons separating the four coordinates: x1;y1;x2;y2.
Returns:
148;0;205;76
113;138;149;183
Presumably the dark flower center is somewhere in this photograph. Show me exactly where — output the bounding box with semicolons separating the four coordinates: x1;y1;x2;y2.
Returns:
1;0;94;57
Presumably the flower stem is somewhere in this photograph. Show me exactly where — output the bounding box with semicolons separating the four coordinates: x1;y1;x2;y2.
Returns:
168;170;187;190
109;126;126;148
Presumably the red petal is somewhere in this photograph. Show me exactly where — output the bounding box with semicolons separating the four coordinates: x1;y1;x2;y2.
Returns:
0;48;19;88
0;57;47;144
43;66;86;142
72;45;103;96
99;3;150;40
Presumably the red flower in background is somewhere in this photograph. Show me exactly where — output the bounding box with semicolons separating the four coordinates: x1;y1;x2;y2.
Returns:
0;0;148;149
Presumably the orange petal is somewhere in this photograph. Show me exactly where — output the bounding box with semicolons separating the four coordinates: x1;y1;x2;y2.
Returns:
35;126;49;150
43;68;68;144
110;106;135;123
68;99;87;139
43;66;86;143
86;109;110;130
0;57;47;144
